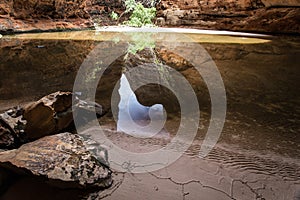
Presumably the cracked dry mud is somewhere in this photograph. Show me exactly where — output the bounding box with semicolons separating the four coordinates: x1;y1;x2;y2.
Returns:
85;117;300;200
89;151;300;200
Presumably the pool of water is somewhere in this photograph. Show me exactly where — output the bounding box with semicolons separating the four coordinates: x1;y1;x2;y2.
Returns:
0;28;299;199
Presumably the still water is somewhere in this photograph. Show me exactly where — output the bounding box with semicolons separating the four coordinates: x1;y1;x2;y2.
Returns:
0;28;299;199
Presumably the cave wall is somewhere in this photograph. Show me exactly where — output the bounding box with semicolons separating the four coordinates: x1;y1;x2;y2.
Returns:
0;0;93;34
0;37;123;112
156;0;300;34
261;0;300;7
0;0;299;34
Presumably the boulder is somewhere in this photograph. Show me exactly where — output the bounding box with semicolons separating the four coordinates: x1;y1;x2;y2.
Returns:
0;106;26;149
0;91;105;144
0;132;112;188
73;96;104;127
23;91;73;140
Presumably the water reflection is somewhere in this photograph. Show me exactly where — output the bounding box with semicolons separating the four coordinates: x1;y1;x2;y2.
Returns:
0;29;299;199
117;74;166;138
2;29;271;44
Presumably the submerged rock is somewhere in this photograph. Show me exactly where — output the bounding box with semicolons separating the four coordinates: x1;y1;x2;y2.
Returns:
0;132;112;189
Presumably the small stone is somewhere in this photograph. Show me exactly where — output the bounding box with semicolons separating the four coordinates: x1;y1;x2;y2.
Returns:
155;17;166;26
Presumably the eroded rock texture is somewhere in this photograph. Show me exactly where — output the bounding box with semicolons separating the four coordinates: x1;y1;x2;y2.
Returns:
156;0;300;34
12;0;89;19
0;132;112;188
23;91;73;140
0;119;15;149
0;106;25;149
0;0;92;33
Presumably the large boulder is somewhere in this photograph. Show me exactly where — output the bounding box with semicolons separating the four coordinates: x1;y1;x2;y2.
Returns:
0;132;112;188
0;91;105;146
23;91;74;140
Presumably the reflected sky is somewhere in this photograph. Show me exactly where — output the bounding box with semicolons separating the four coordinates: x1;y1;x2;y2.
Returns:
117;74;165;138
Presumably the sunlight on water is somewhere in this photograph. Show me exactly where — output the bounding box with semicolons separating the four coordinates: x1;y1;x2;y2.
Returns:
2;28;271;44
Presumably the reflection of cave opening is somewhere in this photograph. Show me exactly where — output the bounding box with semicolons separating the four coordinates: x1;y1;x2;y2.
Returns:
117;74;166;137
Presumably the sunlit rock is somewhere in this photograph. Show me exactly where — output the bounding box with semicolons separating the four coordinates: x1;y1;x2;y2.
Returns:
157;0;300;34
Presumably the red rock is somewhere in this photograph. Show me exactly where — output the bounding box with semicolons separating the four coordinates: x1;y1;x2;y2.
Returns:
0;0;93;33
156;0;300;34
23;91;73;140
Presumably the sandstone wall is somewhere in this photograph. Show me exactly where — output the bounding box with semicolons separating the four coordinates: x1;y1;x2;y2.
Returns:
261;0;300;7
156;0;300;34
0;0;299;34
0;0;92;34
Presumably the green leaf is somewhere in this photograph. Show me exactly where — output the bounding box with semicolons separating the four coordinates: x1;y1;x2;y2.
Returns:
110;11;119;20
124;2;156;27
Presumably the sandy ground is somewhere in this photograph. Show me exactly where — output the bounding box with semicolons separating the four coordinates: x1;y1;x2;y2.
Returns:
0;108;299;200
79;117;300;200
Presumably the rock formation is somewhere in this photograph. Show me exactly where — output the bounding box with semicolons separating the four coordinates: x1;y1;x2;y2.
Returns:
0;91;105;148
0;106;25;149
0;0;299;34
23;91;73;140
0;117;16;149
156;0;300;34
0;132;112;188
0;0;93;33
0;91;112;196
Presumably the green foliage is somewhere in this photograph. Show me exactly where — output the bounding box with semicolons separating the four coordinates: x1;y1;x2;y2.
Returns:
110;0;156;27
124;0;137;13
85;61;103;83
124;31;171;85
124;32;156;59
124;3;156;27
110;11;119;20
